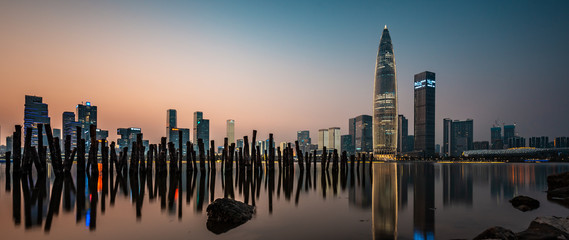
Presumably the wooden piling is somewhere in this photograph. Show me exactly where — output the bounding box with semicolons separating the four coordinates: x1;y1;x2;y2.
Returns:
13;125;22;172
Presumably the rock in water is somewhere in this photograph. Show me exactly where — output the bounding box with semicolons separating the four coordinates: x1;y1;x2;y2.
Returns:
473;226;517;240
547;172;569;191
516;216;569;240
547;172;569;208
206;198;255;234
509;196;540;212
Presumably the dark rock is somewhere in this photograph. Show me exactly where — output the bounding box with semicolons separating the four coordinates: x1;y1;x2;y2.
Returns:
473;226;517;240
510;196;540;212
547;186;569;208
547;172;569;191
206;198;255;234
516;216;569;240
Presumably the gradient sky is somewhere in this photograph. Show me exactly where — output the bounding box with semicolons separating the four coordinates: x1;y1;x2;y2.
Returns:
1;0;568;146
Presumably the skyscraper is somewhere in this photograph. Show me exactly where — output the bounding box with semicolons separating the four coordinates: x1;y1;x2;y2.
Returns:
227;119;235;145
341;135;354;156
349;115;373;153
490;126;502;149
62;111;79;147
373;26;398;160
443;119;452;156
297;130;311;153
117;127;142;151
76;101;97;148
503;124;516;148
24;95;50;146
397;115;408;154
443;119;474;157
328;127;341;151
193;111;209;152
167;109;177;137
414;71;436;156
318;129;329;152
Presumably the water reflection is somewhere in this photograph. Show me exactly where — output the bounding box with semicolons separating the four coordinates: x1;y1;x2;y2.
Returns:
372;163;398;240
2;162;569;239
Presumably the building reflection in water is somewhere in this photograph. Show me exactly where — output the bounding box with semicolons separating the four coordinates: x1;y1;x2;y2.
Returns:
442;164;473;207
372;163;398;240
413;163;435;240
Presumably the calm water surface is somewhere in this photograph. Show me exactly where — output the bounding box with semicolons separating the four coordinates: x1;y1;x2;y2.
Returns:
1;162;568;240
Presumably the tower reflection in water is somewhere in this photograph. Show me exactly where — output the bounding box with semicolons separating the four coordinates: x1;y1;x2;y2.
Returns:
372;163;398;240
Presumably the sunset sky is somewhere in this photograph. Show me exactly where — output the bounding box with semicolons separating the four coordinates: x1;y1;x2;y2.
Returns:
1;0;568;146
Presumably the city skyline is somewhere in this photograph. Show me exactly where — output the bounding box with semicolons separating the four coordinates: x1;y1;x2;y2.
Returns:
1;1;568;146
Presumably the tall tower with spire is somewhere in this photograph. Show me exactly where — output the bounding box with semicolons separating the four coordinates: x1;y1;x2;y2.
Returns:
373;26;398;160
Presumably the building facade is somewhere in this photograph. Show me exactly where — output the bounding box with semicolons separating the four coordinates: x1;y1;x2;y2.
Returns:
373;26;398;159
193;111;210;152
318;129;329;152
414;71;436;156
443;119;474;157
62;111;80;148
350;115;373;153
397;115;409;154
490;126;502;149
328;127;341;151
24;95;50;146
341;135;354;156
227;119;235;145
76;102;97;148
117;127;142;151
297;130;311;154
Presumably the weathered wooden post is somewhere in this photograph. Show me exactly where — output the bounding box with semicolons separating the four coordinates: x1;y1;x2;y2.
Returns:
321;146;327;169
251;130;257;168
186;141;192;172
269;134;274;170
222;137;228;171
277;146;282;170
88;125;99;174
138;134;145;172
13;125;22;173
305;151;310;171
23;127;33;173
243;136;250;166
295;141;304;171
76;126;85;173
168;142;178;173
332;149;339;172
198;139;205;171
5;151;11;173
210;140;216;171
37;123;47;172
178;130;183;172
102;142;109;173
110;142;117;174
64;135;71;171
229;143;235;171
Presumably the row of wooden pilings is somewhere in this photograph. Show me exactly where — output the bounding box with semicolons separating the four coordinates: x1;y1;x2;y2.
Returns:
4;124;376;178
